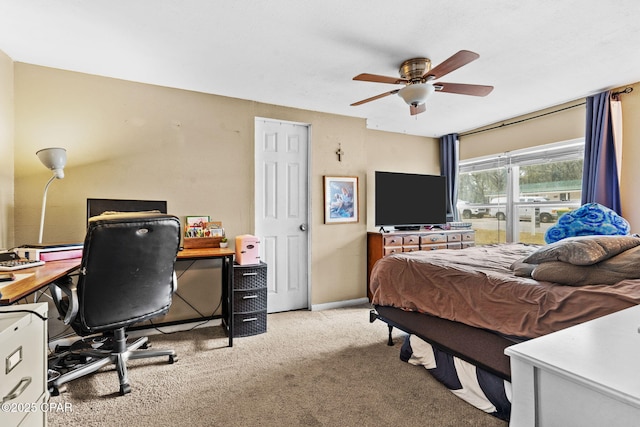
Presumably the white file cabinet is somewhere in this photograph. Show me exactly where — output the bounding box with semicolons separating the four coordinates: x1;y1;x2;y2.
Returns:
1;303;48;427
506;304;640;427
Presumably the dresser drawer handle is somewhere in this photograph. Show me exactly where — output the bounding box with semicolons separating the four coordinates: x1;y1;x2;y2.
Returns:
242;272;258;276
2;376;31;403
242;317;258;323
243;295;258;299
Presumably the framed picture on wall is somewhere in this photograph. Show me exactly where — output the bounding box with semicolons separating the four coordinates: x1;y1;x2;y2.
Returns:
323;176;359;224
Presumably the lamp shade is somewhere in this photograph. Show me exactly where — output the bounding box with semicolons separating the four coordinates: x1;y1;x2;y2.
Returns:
397;83;435;105
37;147;67;179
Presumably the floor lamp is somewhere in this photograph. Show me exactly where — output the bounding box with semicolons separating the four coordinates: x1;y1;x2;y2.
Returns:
37;147;67;245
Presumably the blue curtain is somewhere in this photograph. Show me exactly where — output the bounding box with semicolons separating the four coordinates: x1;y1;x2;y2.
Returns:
440;133;459;222
581;90;621;214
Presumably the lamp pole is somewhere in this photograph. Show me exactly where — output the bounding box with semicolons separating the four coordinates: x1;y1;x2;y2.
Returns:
35;147;67;245
38;174;58;244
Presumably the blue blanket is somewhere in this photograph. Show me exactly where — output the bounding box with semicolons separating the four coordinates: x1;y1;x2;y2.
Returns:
545;203;629;244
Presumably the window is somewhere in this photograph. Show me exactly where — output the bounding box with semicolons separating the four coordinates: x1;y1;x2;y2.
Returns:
458;139;584;245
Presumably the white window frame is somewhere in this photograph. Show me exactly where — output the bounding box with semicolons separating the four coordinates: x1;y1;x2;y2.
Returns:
459;138;584;242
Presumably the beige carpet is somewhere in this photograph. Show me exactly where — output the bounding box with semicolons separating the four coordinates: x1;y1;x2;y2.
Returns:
47;305;507;427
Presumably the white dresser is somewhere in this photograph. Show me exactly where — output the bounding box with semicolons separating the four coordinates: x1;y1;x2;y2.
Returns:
0;303;48;427
506;304;640;427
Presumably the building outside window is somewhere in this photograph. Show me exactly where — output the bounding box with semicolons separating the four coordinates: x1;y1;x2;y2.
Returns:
458;139;584;245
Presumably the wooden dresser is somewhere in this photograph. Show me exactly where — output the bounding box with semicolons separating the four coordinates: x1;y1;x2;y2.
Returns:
367;229;475;300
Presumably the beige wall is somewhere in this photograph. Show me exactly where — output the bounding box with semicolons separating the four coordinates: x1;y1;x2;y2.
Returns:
459;100;586;159
7;58;640;305
0;50;14;249
11;63;438;306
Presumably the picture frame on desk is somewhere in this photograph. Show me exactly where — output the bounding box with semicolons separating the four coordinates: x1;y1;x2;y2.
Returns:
323;176;359;224
185;216;210;237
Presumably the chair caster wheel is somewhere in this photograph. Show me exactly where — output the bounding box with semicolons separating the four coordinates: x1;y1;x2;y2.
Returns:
169;355;177;364
119;383;131;395
49;384;67;396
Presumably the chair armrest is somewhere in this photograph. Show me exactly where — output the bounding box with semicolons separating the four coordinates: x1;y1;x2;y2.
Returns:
49;276;79;325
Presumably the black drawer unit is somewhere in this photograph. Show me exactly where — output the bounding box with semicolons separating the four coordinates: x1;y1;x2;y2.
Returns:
232;262;267;337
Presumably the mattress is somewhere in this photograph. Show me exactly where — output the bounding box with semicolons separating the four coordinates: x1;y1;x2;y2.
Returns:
370;243;640;338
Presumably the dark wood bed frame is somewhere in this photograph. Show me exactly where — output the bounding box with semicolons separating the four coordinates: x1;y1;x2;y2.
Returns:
370;305;516;381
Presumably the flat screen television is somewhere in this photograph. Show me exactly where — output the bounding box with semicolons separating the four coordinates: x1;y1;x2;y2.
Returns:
86;198;167;221
375;171;447;230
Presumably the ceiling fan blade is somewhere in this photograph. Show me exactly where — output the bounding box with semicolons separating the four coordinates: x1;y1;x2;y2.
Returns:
424;50;480;80
410;103;427;116
435;82;494;96
351;89;400;106
353;73;409;85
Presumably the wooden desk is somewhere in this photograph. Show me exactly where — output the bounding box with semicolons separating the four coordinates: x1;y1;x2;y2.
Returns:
0;247;236;346
0;258;81;305
175;247;235;346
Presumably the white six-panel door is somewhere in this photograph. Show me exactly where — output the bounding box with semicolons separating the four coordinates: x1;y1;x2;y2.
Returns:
254;118;309;313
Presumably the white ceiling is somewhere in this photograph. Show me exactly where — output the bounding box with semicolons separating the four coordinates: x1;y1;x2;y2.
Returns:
1;0;640;138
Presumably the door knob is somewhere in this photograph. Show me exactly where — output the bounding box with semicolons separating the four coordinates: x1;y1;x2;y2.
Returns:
299;224;307;231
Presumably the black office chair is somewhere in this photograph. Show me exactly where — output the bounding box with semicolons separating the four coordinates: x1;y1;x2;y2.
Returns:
48;212;181;396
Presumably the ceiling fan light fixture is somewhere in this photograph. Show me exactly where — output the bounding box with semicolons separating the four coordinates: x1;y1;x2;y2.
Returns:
398;83;435;106
351;51;488;115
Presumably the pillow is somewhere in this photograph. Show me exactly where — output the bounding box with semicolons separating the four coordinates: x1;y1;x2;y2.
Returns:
510;260;537;277
531;245;640;285
522;235;640;266
544;203;630;244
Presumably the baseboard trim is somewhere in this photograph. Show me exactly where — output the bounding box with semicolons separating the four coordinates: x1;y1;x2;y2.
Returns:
48;318;223;350
48;300;370;350
311;297;370;311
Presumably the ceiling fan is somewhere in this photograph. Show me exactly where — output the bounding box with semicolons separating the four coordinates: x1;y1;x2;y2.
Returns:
351;50;493;116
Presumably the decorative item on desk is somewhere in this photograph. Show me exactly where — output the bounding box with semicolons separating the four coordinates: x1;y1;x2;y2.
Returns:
185;215;210;237
219;237;229;248
183;236;222;249
235;234;260;265
183;217;225;248
205;221;224;237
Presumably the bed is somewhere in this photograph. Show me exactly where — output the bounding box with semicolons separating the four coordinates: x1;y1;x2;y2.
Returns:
369;235;640;421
